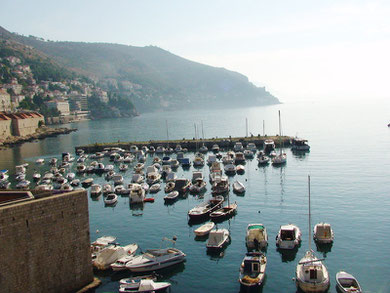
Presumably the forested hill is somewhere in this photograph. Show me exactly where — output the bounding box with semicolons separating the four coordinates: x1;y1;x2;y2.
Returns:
0;26;279;112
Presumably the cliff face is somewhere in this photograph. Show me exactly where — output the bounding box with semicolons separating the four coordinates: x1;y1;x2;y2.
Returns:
1;26;279;112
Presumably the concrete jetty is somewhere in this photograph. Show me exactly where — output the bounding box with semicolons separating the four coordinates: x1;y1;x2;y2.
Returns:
75;135;293;153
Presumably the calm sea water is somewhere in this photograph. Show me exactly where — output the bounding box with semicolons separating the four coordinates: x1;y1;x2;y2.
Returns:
0;98;389;293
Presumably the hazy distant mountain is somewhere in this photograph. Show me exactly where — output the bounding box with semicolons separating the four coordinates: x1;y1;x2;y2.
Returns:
0;26;279;112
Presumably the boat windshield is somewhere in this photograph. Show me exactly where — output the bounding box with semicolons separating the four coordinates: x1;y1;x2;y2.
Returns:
281;229;295;240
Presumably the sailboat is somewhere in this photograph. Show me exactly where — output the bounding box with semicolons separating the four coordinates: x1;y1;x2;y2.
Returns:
272;110;287;165
295;176;330;292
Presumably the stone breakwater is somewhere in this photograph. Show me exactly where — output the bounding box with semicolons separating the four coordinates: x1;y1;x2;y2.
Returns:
0;126;77;148
76;135;292;153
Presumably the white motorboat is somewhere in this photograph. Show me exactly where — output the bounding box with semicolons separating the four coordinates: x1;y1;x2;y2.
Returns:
115;185;128;195
125;247;186;272
149;183;161;193
104;164;114;172
130;184;146;203
60;183;73;192
35;158;45;164
49;158;58;165
32;172;41;181
35;184;53;191
246;224;268;250
193;155;205;167
16;180;30;189
174;144;183;152
110;244;139;271
170;159;180;169
119;274;158;286
211;176;229;195
123;155;134;163
95;162;105;173
76;164;86;173
257;154;270;165
191;171;203;183
189;179;207;194
236;164;245;174
141;183;149;193
194;222;215;237
336;271;362;293
206;228;230;250
102;184;113;195
164;182;175;193
146;172;161;185
243;149;254;158
207;154;217;166
66;172;75;181
130;145;139;154
113;174;124;185
264;139;275;153
155;145;165;154
224;163;236;175
91;235;117;260
164;191;179;202
91;184;102;196
295;175;330;293
234;142;244;152
239;252;267;288
105;170;116;180
70;179;80;186
132;173;144;184
233;180;245;194
119;280;171;293
93;243;135;270
104;193;118;205
119;163;129;172
246;142;257;153
160;165;171;179
82;178;94;187
234;152;246;164
134;162;145;172
199;144;208;153
211;144;220;153
152;157;162;164
276;224;302;249
313;223;334;244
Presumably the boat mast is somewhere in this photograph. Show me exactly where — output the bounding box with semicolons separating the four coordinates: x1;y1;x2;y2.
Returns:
278;110;282;154
246;118;248;137
166;120;169;148
263;120;265;136
308;175;312;251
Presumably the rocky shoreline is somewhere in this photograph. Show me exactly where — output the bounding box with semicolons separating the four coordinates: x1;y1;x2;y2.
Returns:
0;126;77;148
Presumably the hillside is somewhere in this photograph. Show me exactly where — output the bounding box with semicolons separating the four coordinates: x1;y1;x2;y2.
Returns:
0;26;279;112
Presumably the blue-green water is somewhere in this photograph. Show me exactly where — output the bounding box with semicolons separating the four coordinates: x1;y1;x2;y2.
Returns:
0;99;389;293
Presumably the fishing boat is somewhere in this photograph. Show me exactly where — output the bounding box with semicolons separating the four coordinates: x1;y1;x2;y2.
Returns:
236;164;245;174
188;195;224;220
211;176;229;195
239;252;267;288
193;155;205;167
209;201;237;222
90;184;102;196
118;280;171;293
149;183;161;193
206;228;230;250
291;137;311;151
276;224;302;250
336;271;362;293
194;222;215;237
211;144;220;153
264;139;275;153
130;184;146;203
224;163;236;175
246;224;268;250
164;191;179;202
164;181;175;193
189;179;207;194
295;175;330;292
125;247;186;272
233;180;245;194
104;193;118;205
313;223;334;244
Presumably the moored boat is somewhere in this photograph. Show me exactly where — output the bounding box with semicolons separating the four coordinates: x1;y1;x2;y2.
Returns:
209;202;237;222
276;224;302;250
239;252;267;288
194;222;215;237
188;195;224;220
336;271;362;293
118;280;171;293
233;180;245;194
313;222;334;244
246;224;268;250
104;193;118;205
206;228;230;250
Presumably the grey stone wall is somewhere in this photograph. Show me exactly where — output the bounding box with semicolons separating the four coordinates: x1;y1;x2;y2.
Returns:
0;190;93;293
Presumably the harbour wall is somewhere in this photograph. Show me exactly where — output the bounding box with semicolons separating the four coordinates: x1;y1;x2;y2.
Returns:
0;190;93;293
76;135;292;153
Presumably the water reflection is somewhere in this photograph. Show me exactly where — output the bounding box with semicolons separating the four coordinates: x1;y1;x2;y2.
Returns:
129;202;144;216
315;243;333;258
277;248;298;262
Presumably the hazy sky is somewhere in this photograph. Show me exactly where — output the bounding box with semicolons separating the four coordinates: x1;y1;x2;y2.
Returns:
2;0;390;102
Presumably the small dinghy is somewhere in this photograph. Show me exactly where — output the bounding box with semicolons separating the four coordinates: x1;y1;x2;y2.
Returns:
32;172;41;181
119;280;171;293
149;183;161;193
236;164;245;174
233;180;245;194
119;274;158;286
164;191;179;202
194;222;215;237
206;228;230;250
336;271;362;293
104;193;118;205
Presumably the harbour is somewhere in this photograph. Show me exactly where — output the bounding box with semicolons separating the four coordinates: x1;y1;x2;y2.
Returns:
0;100;389;292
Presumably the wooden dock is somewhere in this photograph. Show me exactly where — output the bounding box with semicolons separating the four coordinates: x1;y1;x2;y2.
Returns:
75;135;293;153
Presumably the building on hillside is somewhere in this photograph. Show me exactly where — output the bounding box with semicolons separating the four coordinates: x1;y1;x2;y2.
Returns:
11;95;25;109
69;94;88;111
7;112;44;136
0;113;12;138
0;190;93;292
4;83;23;95
0;88;12;111
46;100;70;116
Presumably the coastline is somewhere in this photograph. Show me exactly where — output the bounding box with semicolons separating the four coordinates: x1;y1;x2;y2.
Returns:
0;126;77;148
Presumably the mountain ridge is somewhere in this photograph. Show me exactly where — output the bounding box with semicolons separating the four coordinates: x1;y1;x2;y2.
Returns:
0;26;279;112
